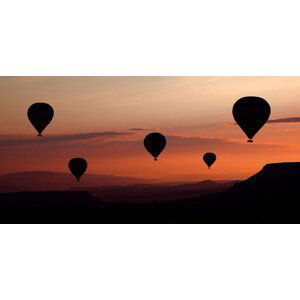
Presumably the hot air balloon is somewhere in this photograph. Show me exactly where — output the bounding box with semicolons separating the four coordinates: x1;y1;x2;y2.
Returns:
68;158;88;182
144;132;166;161
203;152;216;169
232;96;271;143
27;102;54;137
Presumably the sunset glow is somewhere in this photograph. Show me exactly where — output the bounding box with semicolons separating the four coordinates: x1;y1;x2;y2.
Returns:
1;76;300;181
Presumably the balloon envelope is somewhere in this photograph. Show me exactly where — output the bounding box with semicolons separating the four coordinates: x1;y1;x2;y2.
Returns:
27;102;54;136
68;158;88;182
203;152;216;169
232;96;271;142
144;132;166;161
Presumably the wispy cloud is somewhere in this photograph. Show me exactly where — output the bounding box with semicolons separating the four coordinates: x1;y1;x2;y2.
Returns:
267;117;300;124
129;128;159;131
227;116;300;126
0;131;133;149
0;129;287;157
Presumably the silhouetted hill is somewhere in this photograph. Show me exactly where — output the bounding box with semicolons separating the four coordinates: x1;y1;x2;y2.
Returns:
155;162;300;223
232;162;300;191
0;171;161;192
68;180;236;203
1;163;300;223
84;162;300;223
0;191;102;223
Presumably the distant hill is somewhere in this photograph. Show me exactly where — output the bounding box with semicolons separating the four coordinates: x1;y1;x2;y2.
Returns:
68;180;237;203
159;162;300;223
0;162;299;223
0;171;161;192
80;162;300;223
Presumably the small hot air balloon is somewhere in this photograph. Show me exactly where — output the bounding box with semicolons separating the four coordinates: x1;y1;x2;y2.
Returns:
144;132;166;161
27;102;54;137
68;158;88;182
232;96;271;143
203;152;216;169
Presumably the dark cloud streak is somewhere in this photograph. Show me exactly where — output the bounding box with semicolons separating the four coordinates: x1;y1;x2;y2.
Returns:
129;128;158;131
267;117;300;123
228;116;300;126
0;131;134;149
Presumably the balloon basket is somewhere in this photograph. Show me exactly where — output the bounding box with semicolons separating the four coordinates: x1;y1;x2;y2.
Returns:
247;139;253;143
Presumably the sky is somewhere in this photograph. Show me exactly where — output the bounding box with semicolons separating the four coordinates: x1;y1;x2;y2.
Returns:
1;76;300;181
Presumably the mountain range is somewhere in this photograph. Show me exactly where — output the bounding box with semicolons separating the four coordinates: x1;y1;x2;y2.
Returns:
68;180;236;203
0;171;161;192
0;162;299;223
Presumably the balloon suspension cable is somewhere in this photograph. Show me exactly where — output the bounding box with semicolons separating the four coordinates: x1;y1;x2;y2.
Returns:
77;179;80;182
208;167;210;169
247;139;253;143
154;158;157;161
38;134;42;137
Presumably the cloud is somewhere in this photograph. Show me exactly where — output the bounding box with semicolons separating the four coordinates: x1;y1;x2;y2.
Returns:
0;130;286;158
42;131;132;142
166;134;227;144
162;134;287;154
90;134;285;157
227;116;300;126
129;128;158;131
267;117;300;124
0;131;133;149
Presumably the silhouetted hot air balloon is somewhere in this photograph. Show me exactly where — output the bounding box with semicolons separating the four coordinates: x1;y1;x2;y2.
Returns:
27;102;54;137
203;152;216;169
68;158;88;182
232;96;271;143
144;132;166;161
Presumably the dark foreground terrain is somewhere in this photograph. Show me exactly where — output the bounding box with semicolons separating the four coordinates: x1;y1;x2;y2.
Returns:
0;162;300;223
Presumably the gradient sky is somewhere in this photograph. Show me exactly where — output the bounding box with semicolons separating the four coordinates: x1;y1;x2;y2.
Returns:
1;76;300;181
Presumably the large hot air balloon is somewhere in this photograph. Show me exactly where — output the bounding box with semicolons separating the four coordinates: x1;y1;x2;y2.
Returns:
203;152;216;169
232;96;271;143
144;132;166;161
68;158;88;182
27;102;54;137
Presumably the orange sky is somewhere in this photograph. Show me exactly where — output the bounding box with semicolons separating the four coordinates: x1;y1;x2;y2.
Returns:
1;76;300;181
